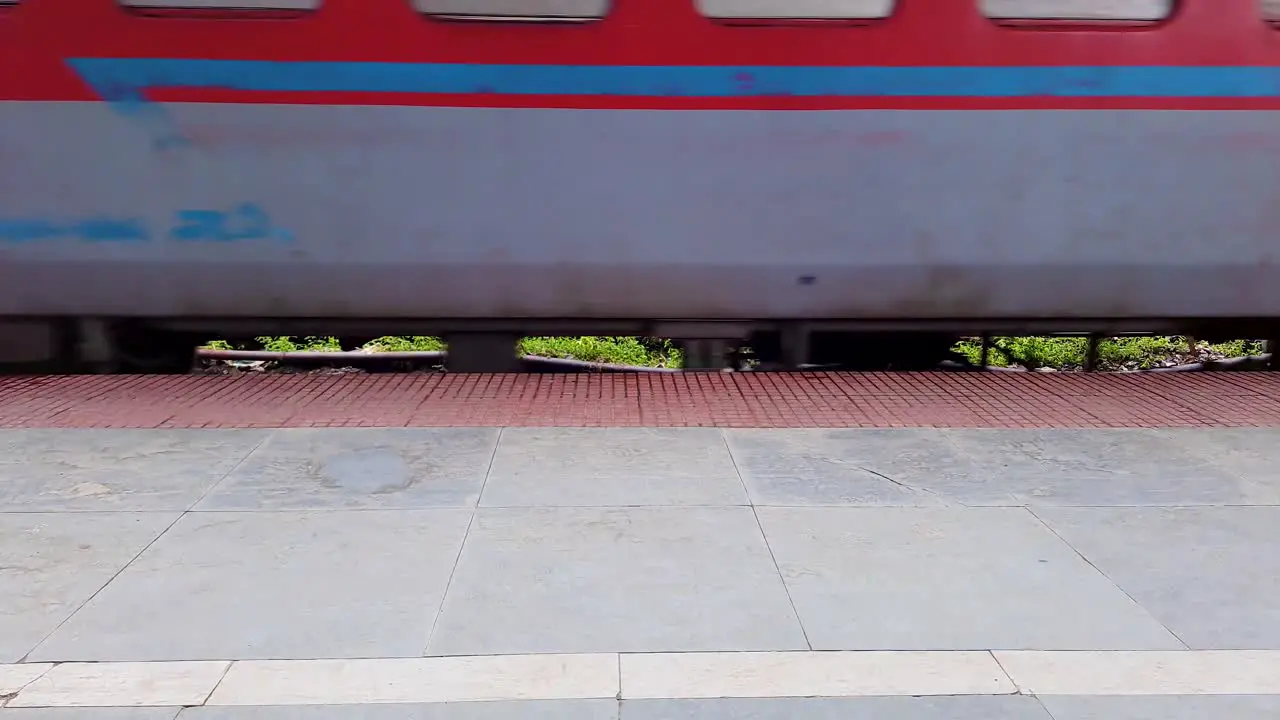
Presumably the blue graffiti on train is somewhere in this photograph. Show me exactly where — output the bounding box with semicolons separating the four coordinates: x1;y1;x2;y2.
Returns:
168;204;293;244
0;216;151;244
0;204;293;245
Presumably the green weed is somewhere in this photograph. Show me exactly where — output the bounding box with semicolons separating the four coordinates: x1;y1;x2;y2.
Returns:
519;336;683;368
203;335;681;367
952;336;1264;371
203;335;1263;371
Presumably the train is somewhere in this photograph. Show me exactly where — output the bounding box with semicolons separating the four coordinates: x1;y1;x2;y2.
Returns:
1;0;1279;372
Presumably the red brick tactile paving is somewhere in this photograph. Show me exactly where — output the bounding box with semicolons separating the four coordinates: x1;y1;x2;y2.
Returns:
0;372;1278;429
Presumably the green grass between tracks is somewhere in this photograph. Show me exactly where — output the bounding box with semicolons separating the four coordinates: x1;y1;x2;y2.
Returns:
204;336;684;368
204;335;1265;371
951;337;1265;372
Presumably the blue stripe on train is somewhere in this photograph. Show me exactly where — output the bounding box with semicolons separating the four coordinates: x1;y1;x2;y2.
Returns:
66;58;1280;100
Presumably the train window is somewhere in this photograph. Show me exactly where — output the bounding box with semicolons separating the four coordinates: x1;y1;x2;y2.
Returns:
981;0;1171;20
696;0;893;19
119;0;319;9
413;0;608;21
1264;0;1280;20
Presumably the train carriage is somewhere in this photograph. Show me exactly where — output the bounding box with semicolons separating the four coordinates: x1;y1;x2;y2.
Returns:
1;0;1278;371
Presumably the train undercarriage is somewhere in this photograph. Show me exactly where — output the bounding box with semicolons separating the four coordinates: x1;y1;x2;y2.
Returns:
1;317;1276;375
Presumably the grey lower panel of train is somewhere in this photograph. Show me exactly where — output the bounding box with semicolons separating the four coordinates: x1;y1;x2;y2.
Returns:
2;103;1277;321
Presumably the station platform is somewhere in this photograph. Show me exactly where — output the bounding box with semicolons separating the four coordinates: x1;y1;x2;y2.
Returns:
2;373;1279;717
1;371;1279;429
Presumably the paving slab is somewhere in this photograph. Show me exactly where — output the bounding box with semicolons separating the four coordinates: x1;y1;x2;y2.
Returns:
1037;695;1280;720
206;656;618;705
29;510;473;661
196;429;500;510
620;651;1014;698
0;711;181;719
0;664;52;696
994;650;1280;695
944;429;1263;506
725;428;1264;507
724;430;954;507
9;662;227;708
1033;506;1280;649
481;429;747;507
0;512;178;662
427;507;807;655
180;702;618;719
0;430;266;512
1166;427;1280;500
755;507;1183;650
620;696;1053;720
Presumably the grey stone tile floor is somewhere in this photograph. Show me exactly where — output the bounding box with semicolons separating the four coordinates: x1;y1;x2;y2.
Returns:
8;696;1280;719
0;711;186;720
2;427;1278;663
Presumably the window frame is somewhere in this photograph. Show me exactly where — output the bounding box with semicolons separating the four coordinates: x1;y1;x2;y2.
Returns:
694;0;895;20
412;0;609;23
980;0;1173;22
117;0;320;13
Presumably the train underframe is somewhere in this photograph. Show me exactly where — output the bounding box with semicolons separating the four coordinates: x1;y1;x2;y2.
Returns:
0;317;1276;375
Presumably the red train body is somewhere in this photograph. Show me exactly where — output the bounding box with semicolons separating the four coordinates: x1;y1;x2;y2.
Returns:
1;1;1278;371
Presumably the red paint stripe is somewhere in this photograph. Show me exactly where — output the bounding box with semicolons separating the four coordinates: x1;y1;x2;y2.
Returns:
19;81;1280;110
14;86;1280;110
